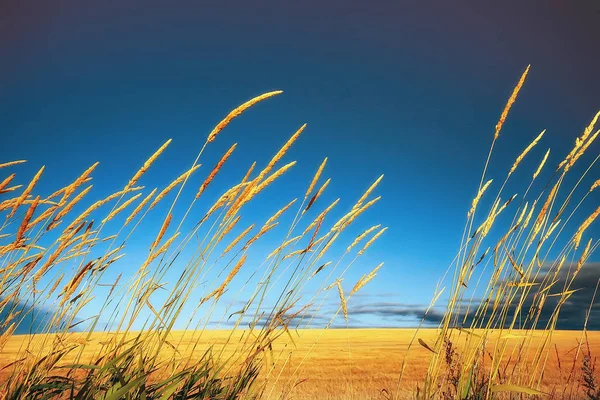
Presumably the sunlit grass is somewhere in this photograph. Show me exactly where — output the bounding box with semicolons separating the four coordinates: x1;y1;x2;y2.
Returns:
1;66;600;399
0;91;386;399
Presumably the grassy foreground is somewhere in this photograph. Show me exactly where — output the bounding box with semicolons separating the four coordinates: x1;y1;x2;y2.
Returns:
2;330;600;399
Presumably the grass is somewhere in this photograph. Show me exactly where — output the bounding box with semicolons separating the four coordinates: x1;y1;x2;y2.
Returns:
2;330;600;399
1;65;600;399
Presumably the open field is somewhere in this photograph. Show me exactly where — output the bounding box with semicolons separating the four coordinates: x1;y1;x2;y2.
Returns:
3;329;600;399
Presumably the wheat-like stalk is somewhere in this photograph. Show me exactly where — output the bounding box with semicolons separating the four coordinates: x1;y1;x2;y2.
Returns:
143;232;180;269
311;261;332;277
302;198;339;236
265;199;296;226
253;161;297;195
573;204;600;249
0;160;27;169
350;262;383;296
0;185;23;195
49;185;94;228
196;143;237;198
228;125;305;218
559;111;600;170
267;235;302;260
151;213;172;251
0;174;15;193
15;196;40;242
256;125;305;185
509;129;546;175
65;187;143;232
243;222;278;250
494;65;530;139
149;165;202;210
305;157;327;198
358;227;388;256
124;188;157;226
533;149;551;180
304;178;330;213
207;91;282;143
61;162;99;203
8;166;44;218
47;273;64;297
565;129;600;173
283;248;313;260
338;196;381;232
125;139;172;190
353;174;383;210
203;255;247;302
336;280;348;323
102;193;142;223
534;182;559;231
221;224;254;257
347;224;381;252
202;183;249;223
29;205;59;228
468;179;493;217
216;215;241;244
242;161;256;184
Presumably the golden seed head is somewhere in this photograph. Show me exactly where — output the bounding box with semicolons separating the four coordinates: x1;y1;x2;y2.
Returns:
533;149;550;180
354;174;383;211
126;139;172;191
336;280;348;323
509;129;545;175
468;179;493;217
207;91;283;143
124;188;157;226
149;164;201;210
197;143;237;198
0;160;27;169
494;65;530;140
347;224;381;252
358;227;387;256
305;157;328;198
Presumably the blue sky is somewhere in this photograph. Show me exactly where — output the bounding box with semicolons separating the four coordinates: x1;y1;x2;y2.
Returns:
1;0;600;330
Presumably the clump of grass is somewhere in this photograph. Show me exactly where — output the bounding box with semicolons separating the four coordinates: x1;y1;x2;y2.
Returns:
395;65;600;399
582;349;599;400
0;90;385;399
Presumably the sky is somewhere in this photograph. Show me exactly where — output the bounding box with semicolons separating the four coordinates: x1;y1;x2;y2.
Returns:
1;0;600;332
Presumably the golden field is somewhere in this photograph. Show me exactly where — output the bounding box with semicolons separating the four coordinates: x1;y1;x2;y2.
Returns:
3;329;600;399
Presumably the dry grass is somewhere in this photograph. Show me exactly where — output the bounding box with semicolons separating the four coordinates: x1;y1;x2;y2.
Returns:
1;68;600;399
2;329;599;399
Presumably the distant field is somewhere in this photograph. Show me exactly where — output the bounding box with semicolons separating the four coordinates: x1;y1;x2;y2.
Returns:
2;329;599;399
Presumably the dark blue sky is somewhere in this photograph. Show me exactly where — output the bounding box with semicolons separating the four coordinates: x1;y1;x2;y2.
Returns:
1;0;599;329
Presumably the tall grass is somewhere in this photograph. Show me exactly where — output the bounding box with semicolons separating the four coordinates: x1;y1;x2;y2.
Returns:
0;91;386;398
1;66;599;400
397;66;600;399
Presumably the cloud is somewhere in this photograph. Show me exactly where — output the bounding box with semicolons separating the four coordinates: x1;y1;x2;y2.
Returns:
346;302;444;325
203;262;600;331
0;298;80;335
447;262;600;330
339;262;600;330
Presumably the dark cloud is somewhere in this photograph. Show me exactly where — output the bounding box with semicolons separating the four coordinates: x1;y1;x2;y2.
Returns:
346;302;444;325
444;262;600;330
0;298;80;335
338;262;600;330
207;262;600;330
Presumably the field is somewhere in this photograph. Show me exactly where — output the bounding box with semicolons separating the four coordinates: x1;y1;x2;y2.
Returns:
3;329;600;399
